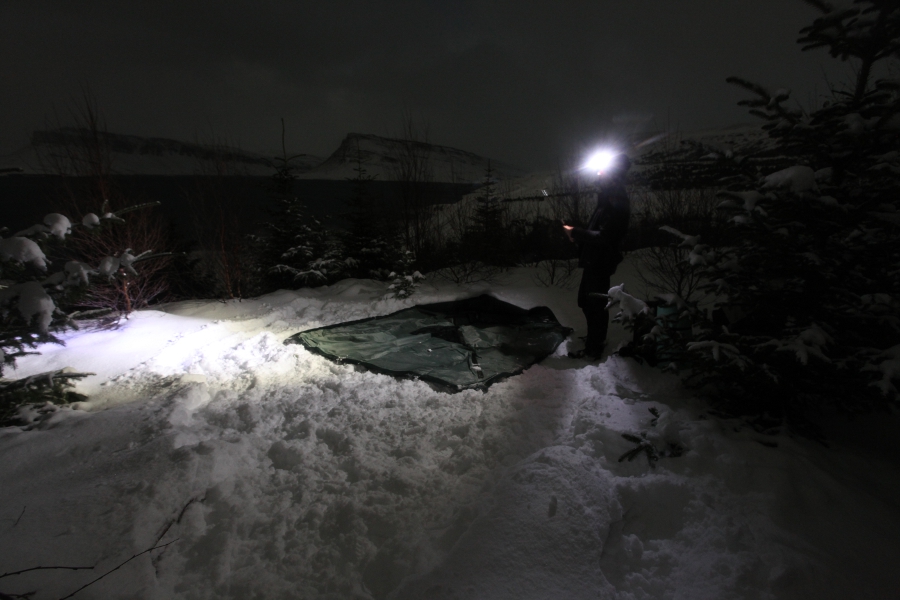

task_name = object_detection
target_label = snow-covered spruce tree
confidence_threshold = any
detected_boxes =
[645,0,900,427]
[1,208,157,416]
[444,162,515,282]
[252,130,349,293]
[388,250,425,298]
[469,162,515,267]
[340,143,404,280]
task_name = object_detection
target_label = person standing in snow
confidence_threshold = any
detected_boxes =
[563,153,631,358]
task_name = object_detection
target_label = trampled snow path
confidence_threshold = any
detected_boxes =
[2,260,900,599]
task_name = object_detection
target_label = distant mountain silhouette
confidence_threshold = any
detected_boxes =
[0,128,322,176]
[1,129,526,183]
[635,124,779,165]
[300,133,527,183]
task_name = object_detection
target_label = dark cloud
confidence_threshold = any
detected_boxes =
[1,0,850,169]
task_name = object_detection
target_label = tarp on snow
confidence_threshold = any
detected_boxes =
[285,294,571,391]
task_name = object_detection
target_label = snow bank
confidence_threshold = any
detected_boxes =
[1,257,899,599]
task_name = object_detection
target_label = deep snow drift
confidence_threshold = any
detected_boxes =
[2,256,899,600]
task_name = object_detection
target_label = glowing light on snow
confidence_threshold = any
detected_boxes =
[584,149,617,174]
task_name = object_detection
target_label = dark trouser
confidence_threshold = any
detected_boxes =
[577,267,611,353]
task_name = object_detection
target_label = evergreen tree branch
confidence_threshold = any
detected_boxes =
[800,0,835,13]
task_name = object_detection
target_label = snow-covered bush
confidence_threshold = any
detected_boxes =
[630,0,900,428]
[531,257,579,289]
[67,202,172,312]
[1,206,157,377]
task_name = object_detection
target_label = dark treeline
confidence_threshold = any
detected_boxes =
[0,174,476,237]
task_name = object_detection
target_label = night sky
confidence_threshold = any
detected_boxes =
[2,1,849,169]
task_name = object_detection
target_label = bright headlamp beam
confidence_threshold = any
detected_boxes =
[584,150,616,173]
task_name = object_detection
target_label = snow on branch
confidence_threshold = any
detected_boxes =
[605,283,650,324]
[0,236,47,269]
[761,166,818,194]
[863,345,900,396]
[686,340,744,365]
[659,226,700,248]
[760,324,834,366]
[716,190,768,213]
[0,367,94,394]
[0,281,55,333]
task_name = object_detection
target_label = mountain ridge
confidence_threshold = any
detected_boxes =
[0,129,526,183]
[0,128,321,177]
[298,132,527,183]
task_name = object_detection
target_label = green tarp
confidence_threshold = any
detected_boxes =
[285,295,571,391]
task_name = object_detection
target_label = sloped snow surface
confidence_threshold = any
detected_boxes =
[1,258,899,599]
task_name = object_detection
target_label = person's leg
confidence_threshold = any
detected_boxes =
[584,309,608,353]
[579,268,611,355]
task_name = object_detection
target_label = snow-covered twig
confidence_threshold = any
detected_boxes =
[154,496,206,547]
[0,564,94,580]
[56,539,179,600]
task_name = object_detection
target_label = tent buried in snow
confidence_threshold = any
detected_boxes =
[285,295,572,391]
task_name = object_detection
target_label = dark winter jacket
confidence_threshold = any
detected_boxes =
[571,180,630,273]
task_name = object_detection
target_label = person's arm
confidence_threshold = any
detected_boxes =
[563,222,604,243]
[573,195,628,245]
[563,203,606,244]
[570,226,604,244]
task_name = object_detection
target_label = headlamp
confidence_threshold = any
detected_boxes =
[583,149,617,174]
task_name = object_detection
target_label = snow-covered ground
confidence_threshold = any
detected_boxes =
[2,256,900,599]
